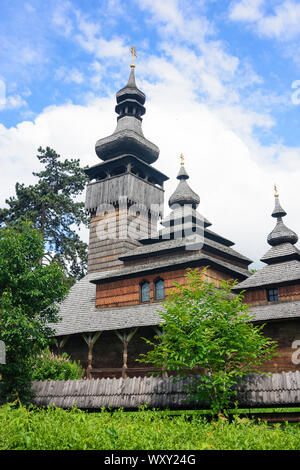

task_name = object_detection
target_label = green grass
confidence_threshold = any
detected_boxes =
[1,403,300,450]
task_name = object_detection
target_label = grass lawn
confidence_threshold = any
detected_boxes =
[1,403,300,450]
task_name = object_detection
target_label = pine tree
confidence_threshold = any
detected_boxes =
[0,147,89,283]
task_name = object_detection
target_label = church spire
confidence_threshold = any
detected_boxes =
[95,48,159,164]
[258,187,300,265]
[168,156,200,209]
[267,188,298,247]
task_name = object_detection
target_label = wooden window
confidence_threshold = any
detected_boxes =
[267,288,279,302]
[140,281,150,303]
[154,278,165,301]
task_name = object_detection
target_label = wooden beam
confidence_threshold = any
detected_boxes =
[82,332,102,379]
[115,328,138,379]
[55,335,70,355]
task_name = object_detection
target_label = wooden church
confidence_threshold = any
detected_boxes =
[52,55,300,379]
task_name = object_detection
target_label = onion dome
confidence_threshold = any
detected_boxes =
[259,187,300,265]
[267,191,298,247]
[168,157,200,209]
[95,60,159,164]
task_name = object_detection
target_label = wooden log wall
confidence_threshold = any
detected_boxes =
[243,283,300,306]
[95,266,233,309]
[258,319,300,373]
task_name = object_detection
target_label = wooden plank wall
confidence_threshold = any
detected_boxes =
[95,267,233,308]
[244,284,300,306]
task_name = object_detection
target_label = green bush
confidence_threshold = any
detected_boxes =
[1,404,300,450]
[30,347,84,381]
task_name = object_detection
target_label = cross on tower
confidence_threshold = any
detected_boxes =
[180,153,184,166]
[130,46,137,68]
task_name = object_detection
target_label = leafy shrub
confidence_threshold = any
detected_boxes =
[30,347,84,381]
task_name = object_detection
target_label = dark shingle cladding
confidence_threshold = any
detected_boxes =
[234,192,300,291]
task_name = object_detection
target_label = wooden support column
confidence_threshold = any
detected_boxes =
[115,328,138,379]
[82,332,102,379]
[153,327,168,378]
[55,335,69,355]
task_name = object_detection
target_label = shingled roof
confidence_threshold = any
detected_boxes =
[91,252,250,284]
[119,232,252,265]
[52,274,164,337]
[53,274,300,337]
[249,299,300,322]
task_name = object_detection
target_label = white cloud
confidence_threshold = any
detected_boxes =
[55,66,84,84]
[2,0,300,271]
[52,1,74,37]
[1,71,300,268]
[139,0,214,43]
[229,0,300,41]
[0,93,27,111]
[229,0,264,22]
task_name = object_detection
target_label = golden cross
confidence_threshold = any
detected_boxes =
[180,153,184,166]
[130,46,137,68]
[274,183,279,197]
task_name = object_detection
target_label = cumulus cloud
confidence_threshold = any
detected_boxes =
[2,0,300,270]
[229,0,300,41]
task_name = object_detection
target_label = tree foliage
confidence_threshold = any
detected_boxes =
[0,223,68,402]
[0,146,89,282]
[139,269,277,412]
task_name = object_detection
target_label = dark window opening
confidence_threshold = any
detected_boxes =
[140,281,150,303]
[154,278,165,301]
[267,288,279,302]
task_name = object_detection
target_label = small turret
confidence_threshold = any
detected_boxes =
[168,154,200,209]
[266,186,298,248]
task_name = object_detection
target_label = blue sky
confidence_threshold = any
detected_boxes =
[1,0,300,266]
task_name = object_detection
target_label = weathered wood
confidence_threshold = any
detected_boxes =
[27,372,300,409]
[115,328,138,378]
[82,332,102,379]
[85,174,164,215]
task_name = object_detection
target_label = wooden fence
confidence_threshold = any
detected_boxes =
[30,371,300,409]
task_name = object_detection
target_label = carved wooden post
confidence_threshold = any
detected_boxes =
[153,326,168,378]
[115,328,138,379]
[82,332,102,379]
[55,335,69,355]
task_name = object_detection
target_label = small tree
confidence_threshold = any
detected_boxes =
[0,223,68,403]
[139,269,277,413]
